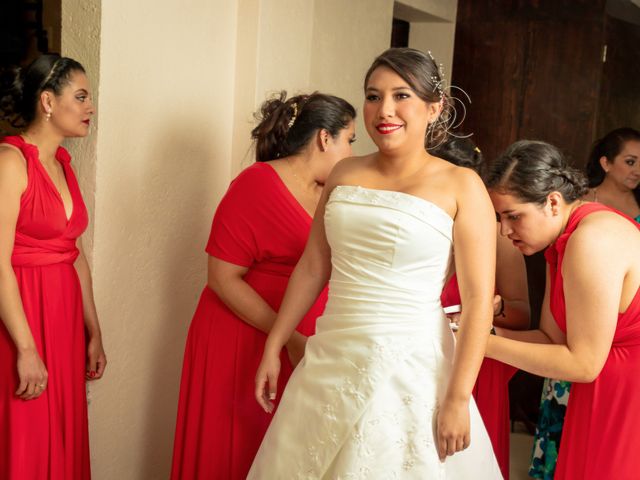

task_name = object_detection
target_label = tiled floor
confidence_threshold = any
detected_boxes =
[510,429,535,480]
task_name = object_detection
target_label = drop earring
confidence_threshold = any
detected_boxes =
[46,111,52,121]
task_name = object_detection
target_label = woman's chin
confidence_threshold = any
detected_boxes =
[519,243,543,256]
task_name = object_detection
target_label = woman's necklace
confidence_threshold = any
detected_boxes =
[285,158,305,185]
[285,158,320,193]
[285,158,321,215]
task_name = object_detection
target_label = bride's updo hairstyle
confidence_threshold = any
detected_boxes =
[364,47,451,149]
[251,91,355,163]
[0,54,85,127]
[485,140,588,205]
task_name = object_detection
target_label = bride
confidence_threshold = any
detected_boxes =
[249,48,502,479]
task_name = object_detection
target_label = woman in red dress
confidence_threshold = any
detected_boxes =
[0,55,106,479]
[485,140,640,479]
[435,137,529,479]
[170,92,356,479]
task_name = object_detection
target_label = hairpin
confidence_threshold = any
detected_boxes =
[287,103,298,129]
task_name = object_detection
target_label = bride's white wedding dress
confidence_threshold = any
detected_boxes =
[248,185,502,479]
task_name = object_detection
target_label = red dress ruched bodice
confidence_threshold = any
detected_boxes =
[9,136,88,266]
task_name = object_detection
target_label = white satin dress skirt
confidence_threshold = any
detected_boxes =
[248,185,502,479]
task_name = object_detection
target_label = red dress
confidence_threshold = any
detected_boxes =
[547,203,640,480]
[0,136,90,479]
[442,275,516,480]
[171,163,326,479]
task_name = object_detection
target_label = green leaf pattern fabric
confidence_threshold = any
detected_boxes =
[529,378,571,479]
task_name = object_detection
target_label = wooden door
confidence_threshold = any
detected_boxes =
[453,0,606,165]
[597,16,640,138]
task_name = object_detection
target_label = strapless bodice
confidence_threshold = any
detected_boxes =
[323,185,453,319]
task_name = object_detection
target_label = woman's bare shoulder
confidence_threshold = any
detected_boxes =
[326,154,376,188]
[0,145,28,198]
[0,144,27,176]
[569,209,639,257]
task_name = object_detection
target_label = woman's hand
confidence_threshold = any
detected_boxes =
[255,349,281,414]
[86,334,107,380]
[436,398,470,461]
[286,331,308,368]
[16,348,48,400]
[492,294,503,317]
[447,312,461,332]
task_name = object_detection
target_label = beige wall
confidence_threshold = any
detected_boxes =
[232,0,317,172]
[60,1,458,478]
[309,0,395,155]
[63,0,238,478]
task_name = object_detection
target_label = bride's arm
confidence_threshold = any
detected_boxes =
[437,168,496,459]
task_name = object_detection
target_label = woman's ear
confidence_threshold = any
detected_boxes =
[39,90,54,117]
[427,99,443,125]
[547,191,563,216]
[599,155,610,173]
[318,128,330,152]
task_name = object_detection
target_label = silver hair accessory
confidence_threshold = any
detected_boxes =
[287,102,298,129]
[39,58,62,91]
[431,76,445,98]
[426,51,446,99]
[425,84,473,150]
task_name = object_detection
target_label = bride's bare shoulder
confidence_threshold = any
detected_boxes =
[327,154,377,186]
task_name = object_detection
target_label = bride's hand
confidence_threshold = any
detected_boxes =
[255,349,281,414]
[436,399,470,461]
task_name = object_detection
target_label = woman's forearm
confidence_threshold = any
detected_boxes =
[211,276,278,334]
[493,327,552,344]
[264,259,328,355]
[486,335,596,382]
[74,253,101,338]
[0,267,36,352]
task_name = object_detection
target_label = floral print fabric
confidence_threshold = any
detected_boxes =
[529,379,571,479]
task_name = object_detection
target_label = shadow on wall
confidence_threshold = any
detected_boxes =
[133,120,221,480]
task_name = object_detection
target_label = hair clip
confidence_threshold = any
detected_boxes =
[287,103,298,129]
